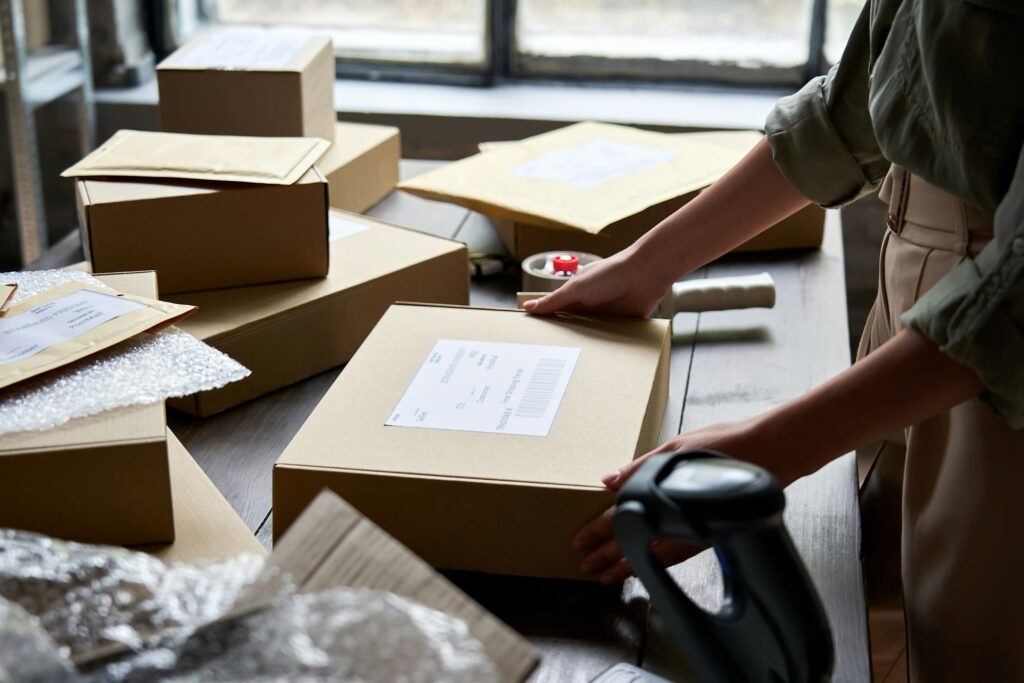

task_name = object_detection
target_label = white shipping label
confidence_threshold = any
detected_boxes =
[328,213,371,241]
[386,339,581,437]
[0,290,147,365]
[507,138,680,190]
[176,32,308,69]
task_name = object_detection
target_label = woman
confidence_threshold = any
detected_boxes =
[525,1,1024,680]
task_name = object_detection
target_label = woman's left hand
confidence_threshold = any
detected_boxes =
[573,417,765,584]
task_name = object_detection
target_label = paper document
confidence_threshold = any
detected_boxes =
[0,289,146,365]
[507,139,679,190]
[328,213,371,242]
[386,339,581,437]
[176,33,307,69]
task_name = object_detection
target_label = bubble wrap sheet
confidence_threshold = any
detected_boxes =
[0,270,249,436]
[0,530,498,683]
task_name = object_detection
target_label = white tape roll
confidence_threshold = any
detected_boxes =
[520,251,602,292]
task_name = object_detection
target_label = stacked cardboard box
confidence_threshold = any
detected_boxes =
[0,271,173,546]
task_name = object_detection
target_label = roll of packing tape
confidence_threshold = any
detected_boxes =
[521,251,602,292]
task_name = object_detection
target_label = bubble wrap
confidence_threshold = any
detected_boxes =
[0,270,249,436]
[0,529,265,662]
[0,530,499,683]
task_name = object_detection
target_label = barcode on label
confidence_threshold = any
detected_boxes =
[515,358,567,419]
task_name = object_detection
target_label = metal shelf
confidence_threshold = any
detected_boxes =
[1,0,95,266]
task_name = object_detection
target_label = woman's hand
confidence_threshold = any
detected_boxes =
[523,245,674,317]
[573,417,765,584]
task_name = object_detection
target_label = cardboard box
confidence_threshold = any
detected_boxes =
[73,137,329,295]
[317,122,401,213]
[140,430,266,564]
[0,271,173,546]
[274,303,670,580]
[166,211,469,417]
[402,122,824,259]
[157,31,335,140]
[237,490,539,682]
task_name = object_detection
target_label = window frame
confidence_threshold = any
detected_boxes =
[199,0,831,88]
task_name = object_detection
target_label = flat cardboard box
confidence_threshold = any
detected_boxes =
[317,122,401,213]
[237,490,538,682]
[166,211,469,417]
[274,303,670,580]
[0,271,173,546]
[140,430,265,563]
[157,31,335,140]
[76,167,329,295]
[403,122,824,259]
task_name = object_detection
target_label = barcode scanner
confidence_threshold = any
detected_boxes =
[609,450,834,683]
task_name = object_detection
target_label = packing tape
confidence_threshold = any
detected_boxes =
[520,251,602,292]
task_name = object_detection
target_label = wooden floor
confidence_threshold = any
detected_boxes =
[35,157,853,681]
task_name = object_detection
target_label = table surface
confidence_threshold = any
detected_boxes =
[167,160,870,682]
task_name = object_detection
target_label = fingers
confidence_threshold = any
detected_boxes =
[601,443,674,490]
[579,538,623,576]
[572,506,614,553]
[523,282,579,316]
[594,539,699,585]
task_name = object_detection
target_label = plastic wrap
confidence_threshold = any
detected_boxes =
[0,530,499,683]
[0,270,249,436]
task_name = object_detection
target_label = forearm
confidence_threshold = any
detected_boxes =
[753,328,984,486]
[633,137,812,281]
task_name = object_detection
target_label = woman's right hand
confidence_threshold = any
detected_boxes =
[523,245,674,317]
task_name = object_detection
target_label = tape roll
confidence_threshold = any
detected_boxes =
[521,251,602,292]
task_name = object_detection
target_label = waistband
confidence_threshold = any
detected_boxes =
[879,166,993,255]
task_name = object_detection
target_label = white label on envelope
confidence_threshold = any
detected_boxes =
[507,139,679,190]
[386,339,581,437]
[0,290,147,365]
[328,213,371,242]
[176,33,308,69]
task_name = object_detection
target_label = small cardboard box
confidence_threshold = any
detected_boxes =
[157,31,335,140]
[142,430,265,563]
[72,133,329,295]
[317,122,401,213]
[0,271,173,546]
[274,303,670,580]
[237,490,539,682]
[401,122,824,259]
[166,211,469,417]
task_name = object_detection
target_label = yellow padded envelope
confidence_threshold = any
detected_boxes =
[399,121,751,234]
[63,129,330,185]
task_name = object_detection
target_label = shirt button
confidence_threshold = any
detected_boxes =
[1014,238,1024,256]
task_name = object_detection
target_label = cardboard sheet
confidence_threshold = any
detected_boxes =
[240,490,538,682]
[0,283,15,313]
[0,283,195,390]
[63,130,329,186]
[399,121,745,233]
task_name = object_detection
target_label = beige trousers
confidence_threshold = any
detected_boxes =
[857,167,1024,682]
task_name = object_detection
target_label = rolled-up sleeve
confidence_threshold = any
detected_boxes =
[765,2,890,207]
[902,149,1024,429]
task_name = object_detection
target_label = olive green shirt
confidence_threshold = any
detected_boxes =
[765,0,1024,428]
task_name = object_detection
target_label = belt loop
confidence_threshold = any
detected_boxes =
[954,199,971,256]
[886,166,910,235]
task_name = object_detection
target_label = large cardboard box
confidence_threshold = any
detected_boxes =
[274,303,670,580]
[142,430,265,563]
[401,122,824,259]
[157,31,336,140]
[72,135,329,295]
[317,122,401,213]
[238,490,539,682]
[166,211,469,417]
[0,271,173,546]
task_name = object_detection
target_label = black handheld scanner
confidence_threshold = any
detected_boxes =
[613,450,834,683]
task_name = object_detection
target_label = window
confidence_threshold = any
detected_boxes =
[204,0,865,86]
[209,0,488,70]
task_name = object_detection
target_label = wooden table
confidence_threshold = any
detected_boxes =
[167,160,870,682]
